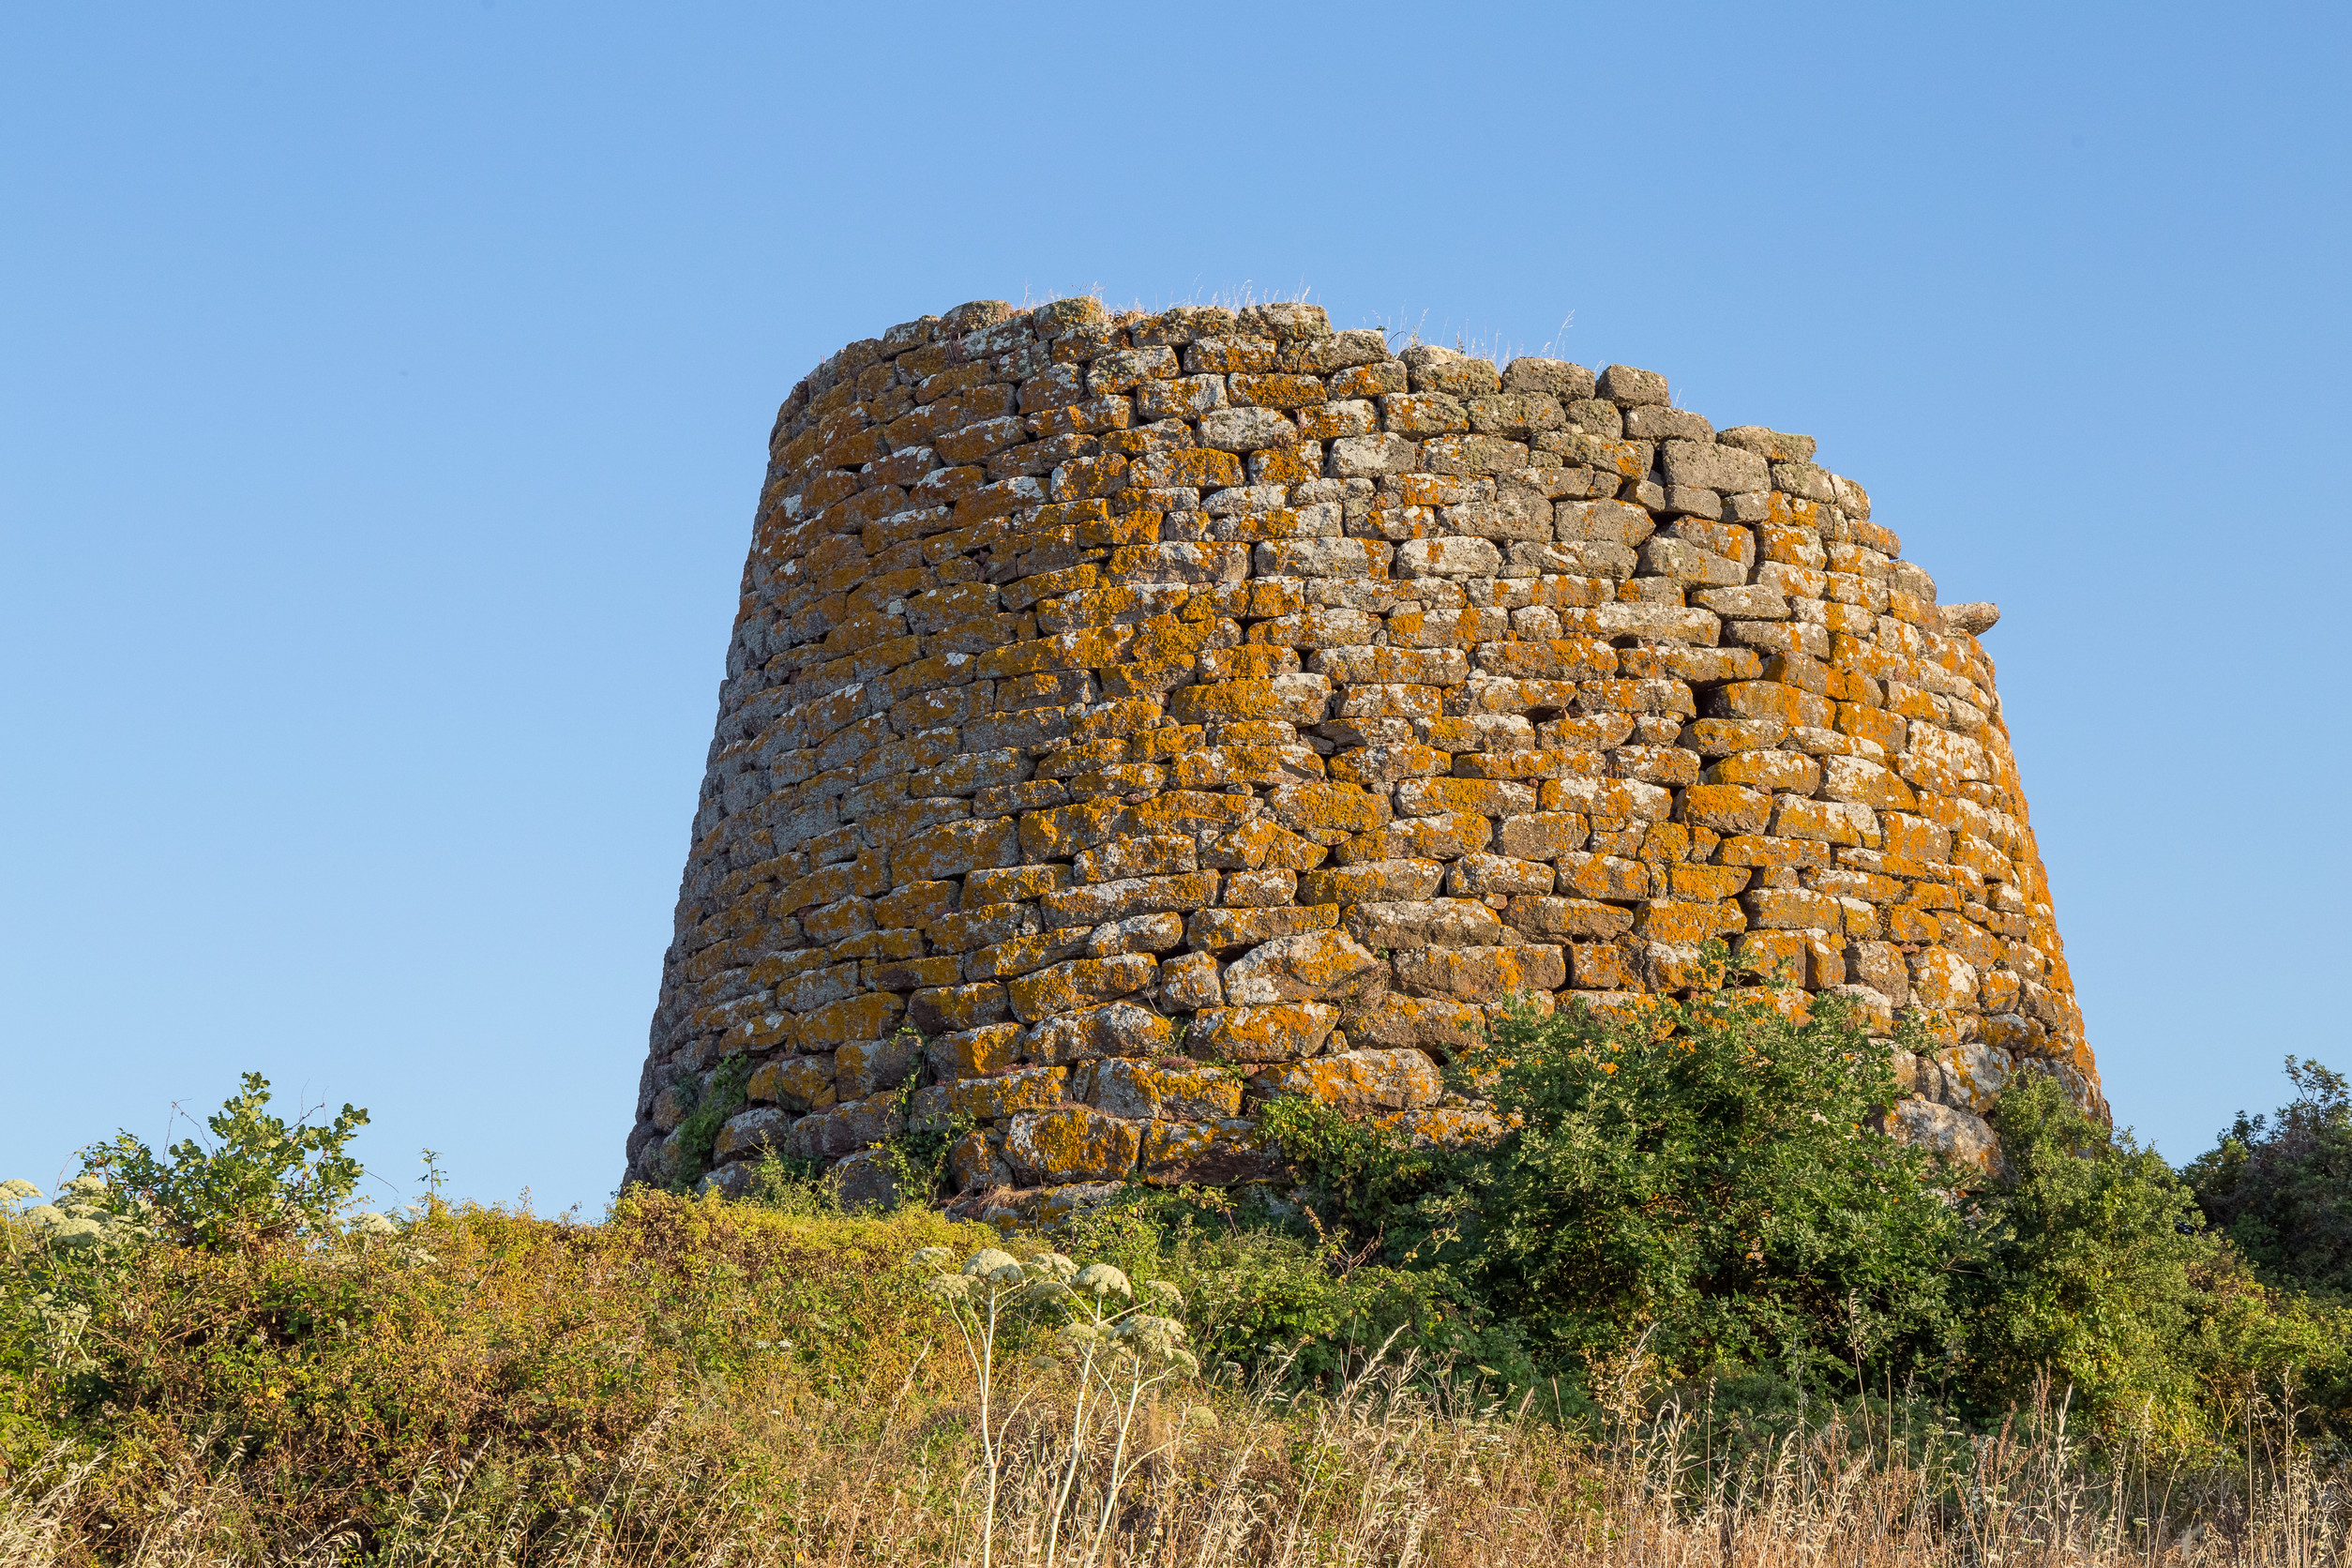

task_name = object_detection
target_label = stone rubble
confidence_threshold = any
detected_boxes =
[625,296,2098,1214]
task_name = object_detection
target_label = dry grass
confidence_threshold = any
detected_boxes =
[8,1356,2349,1565]
[3,1196,2346,1566]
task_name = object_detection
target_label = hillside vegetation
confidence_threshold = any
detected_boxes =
[6,986,2351,1565]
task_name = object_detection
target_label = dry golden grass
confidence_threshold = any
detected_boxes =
[2,1194,2345,1566]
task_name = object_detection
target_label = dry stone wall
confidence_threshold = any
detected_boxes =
[625,295,2097,1217]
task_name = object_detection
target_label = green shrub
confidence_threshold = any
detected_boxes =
[1252,1095,1440,1248]
[1961,1067,2352,1446]
[77,1072,368,1251]
[665,1052,752,1193]
[1063,1191,1533,1394]
[2182,1056,2352,1298]
[1438,973,1962,1390]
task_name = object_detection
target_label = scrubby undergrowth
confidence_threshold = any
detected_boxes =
[6,996,2352,1565]
[4,1189,2349,1566]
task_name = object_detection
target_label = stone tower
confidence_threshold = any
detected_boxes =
[624,295,2095,1217]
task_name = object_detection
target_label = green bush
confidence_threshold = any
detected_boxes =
[665,1053,752,1193]
[1062,1190,1533,1394]
[2182,1056,2352,1298]
[1961,1066,2352,1445]
[77,1072,368,1251]
[1228,962,2352,1449]
[1434,974,1962,1391]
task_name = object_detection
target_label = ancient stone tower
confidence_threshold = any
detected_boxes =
[625,295,2097,1218]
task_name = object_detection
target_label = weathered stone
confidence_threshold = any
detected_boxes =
[1005,1105,1142,1184]
[1391,943,1566,999]
[1221,930,1385,1004]
[1199,406,1300,452]
[789,1092,906,1160]
[1885,1098,2002,1179]
[714,1105,794,1161]
[1596,364,1668,405]
[837,1033,920,1100]
[1009,954,1158,1021]
[1933,1040,2014,1114]
[1659,440,1770,493]
[1343,898,1507,951]
[1504,896,1636,942]
[1258,1048,1444,1113]
[911,982,1010,1034]
[1139,1118,1279,1184]
[1186,902,1340,955]
[747,1054,837,1112]
[1083,1058,1244,1121]
[1299,858,1446,904]
[1397,536,1503,579]
[1085,911,1188,957]
[1447,852,1555,897]
[1159,950,1223,1010]
[1022,1001,1174,1063]
[1188,1002,1340,1061]
[1944,601,2000,635]
[929,1024,1021,1081]
[1347,992,1488,1056]
[830,1149,904,1213]
[912,1064,1068,1131]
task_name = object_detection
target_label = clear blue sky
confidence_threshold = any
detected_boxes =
[4,2,2345,1215]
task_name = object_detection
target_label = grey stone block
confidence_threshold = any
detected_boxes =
[1500,356,1595,399]
[1597,364,1669,405]
[1660,440,1771,493]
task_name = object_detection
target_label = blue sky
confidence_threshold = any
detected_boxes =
[3,2,2345,1214]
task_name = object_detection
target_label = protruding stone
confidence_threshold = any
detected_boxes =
[1221,930,1385,1004]
[1187,1002,1340,1062]
[1257,1048,1444,1113]
[1005,1105,1143,1184]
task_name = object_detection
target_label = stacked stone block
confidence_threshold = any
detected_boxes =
[624,295,2096,1214]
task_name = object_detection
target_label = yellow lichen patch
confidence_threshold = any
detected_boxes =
[1635,900,1746,942]
[747,1055,837,1113]
[1007,955,1156,1023]
[1266,781,1391,836]
[1188,1002,1341,1062]
[941,1065,1068,1123]
[1679,783,1772,835]
[1666,863,1751,900]
[1258,1048,1444,1113]
[1006,1105,1142,1184]
[1222,928,1386,1005]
